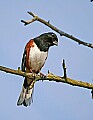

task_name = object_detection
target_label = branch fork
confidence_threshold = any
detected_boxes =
[21,11,93,49]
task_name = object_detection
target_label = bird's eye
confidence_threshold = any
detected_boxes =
[52,33,55,36]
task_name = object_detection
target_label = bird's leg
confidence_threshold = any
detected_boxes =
[29,69,33,73]
[29,69,37,80]
[39,72,46,81]
[30,69,46,80]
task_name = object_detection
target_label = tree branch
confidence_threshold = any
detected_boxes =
[21,11,93,49]
[0,65,93,90]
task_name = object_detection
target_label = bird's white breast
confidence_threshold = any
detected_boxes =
[28,42,48,73]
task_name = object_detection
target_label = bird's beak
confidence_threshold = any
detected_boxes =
[53,40,58,46]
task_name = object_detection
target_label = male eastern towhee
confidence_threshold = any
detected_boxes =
[17,32,58,107]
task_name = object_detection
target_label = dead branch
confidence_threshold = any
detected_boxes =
[21,11,93,49]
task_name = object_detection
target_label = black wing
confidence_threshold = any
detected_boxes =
[21,48,26,72]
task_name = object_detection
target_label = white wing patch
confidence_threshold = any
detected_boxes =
[28,42,48,73]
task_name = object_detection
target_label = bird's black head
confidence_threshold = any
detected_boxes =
[34,32,58,52]
[41,32,58,46]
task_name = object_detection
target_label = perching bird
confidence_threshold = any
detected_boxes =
[17,32,58,107]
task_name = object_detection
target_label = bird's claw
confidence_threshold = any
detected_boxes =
[40,72,46,81]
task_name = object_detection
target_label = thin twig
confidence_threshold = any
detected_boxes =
[21,11,93,49]
[62,59,67,79]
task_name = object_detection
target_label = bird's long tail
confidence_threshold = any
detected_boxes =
[17,78,34,107]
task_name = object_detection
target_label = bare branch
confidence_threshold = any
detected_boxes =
[21,11,93,49]
[21,16,37,26]
[0,65,93,90]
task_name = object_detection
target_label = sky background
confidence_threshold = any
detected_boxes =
[0,0,93,120]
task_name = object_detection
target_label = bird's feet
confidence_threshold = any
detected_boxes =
[40,72,46,80]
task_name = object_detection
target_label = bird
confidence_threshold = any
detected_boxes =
[17,32,58,107]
